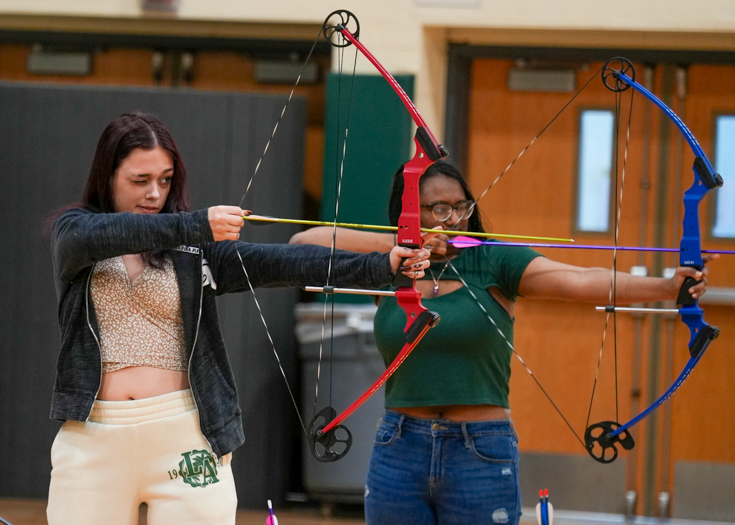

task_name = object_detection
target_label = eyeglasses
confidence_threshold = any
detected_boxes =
[420,200,476,222]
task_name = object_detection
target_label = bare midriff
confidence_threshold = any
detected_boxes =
[389,404,510,421]
[98,366,190,401]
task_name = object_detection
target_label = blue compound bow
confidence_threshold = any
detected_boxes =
[583,57,723,463]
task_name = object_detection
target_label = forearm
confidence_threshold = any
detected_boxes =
[208,241,394,293]
[520,258,679,304]
[568,268,677,304]
[289,227,394,253]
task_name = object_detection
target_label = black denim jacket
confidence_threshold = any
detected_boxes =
[50,207,393,457]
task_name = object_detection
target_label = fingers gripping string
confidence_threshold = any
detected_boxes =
[446,260,586,450]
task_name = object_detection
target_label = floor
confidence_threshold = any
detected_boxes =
[2,498,733,525]
[0,499,365,525]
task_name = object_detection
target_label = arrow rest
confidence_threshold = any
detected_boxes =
[322,10,360,48]
[602,57,636,92]
[584,421,635,463]
[307,406,353,462]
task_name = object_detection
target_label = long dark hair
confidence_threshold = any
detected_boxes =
[82,112,190,213]
[388,160,484,233]
[47,113,190,268]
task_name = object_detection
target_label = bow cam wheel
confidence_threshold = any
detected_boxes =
[308,406,353,462]
[602,57,636,92]
[322,10,360,48]
[584,420,635,464]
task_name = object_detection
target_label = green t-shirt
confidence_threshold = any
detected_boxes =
[373,243,542,408]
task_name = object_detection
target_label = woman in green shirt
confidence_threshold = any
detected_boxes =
[290,161,713,525]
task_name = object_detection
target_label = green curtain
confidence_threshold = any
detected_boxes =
[320,73,415,303]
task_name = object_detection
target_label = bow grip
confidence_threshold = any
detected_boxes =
[677,273,720,359]
[393,258,414,288]
[676,274,700,307]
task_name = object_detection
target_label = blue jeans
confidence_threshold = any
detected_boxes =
[364,410,521,525]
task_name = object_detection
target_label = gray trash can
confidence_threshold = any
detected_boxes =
[296,302,386,503]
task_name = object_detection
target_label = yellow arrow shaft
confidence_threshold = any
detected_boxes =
[243,215,574,243]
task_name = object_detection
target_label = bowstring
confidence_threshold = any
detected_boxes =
[446,259,587,449]
[234,25,325,439]
[238,34,322,209]
[473,63,607,206]
[234,20,361,439]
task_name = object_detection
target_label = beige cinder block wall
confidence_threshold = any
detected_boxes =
[1,0,734,138]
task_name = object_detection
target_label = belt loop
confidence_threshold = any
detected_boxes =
[510,420,520,443]
[396,414,405,439]
[461,422,471,448]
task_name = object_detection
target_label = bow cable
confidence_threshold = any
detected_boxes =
[585,79,636,435]
[233,21,343,440]
[315,36,360,426]
[445,258,587,449]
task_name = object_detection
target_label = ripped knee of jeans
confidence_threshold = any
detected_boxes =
[492,507,509,524]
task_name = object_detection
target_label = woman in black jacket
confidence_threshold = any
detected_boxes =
[47,112,430,525]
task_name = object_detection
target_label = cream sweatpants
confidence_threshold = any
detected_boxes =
[47,389,238,525]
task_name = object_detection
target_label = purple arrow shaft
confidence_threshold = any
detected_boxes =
[447,238,735,255]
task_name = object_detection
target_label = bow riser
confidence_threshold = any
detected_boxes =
[681,160,722,267]
[396,287,440,334]
[398,147,435,248]
[681,184,707,269]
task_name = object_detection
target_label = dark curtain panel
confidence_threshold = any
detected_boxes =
[0,82,306,508]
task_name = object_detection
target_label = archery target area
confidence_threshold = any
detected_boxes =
[1,4,735,525]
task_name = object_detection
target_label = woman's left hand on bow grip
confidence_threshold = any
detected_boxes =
[389,246,432,279]
[390,230,438,278]
[209,206,246,241]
